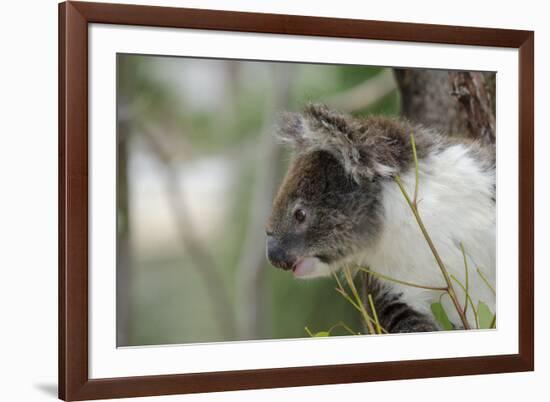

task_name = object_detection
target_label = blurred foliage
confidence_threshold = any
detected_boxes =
[117,54,400,346]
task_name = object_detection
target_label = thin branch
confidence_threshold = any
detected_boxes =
[358,267,447,292]
[394,134,471,329]
[395,175,469,329]
[451,275,479,329]
[140,125,237,339]
[328,321,360,336]
[368,294,382,334]
[325,321,360,336]
[460,243,470,316]
[477,267,496,296]
[306,321,360,337]
[343,267,377,335]
[334,288,362,312]
[439,292,449,304]
[333,271,385,334]
[334,287,386,333]
[411,133,419,207]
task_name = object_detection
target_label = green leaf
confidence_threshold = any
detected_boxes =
[431,302,453,330]
[477,301,496,329]
[305,327,330,337]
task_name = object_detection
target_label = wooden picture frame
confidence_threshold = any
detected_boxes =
[59,1,534,400]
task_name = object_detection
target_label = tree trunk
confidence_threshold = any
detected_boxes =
[394,68,496,144]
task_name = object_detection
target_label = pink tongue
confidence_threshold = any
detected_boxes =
[293,257,317,278]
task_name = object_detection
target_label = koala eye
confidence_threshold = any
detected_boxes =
[293,208,306,223]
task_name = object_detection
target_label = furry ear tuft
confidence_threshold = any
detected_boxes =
[303,103,354,137]
[276,103,356,148]
[275,103,400,182]
[276,111,306,146]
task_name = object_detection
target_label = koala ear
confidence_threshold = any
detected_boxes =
[276,111,307,147]
[276,103,398,182]
[276,104,354,150]
[302,104,372,182]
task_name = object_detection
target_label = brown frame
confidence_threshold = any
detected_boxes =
[59,1,534,400]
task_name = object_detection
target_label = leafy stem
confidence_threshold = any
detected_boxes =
[460,243,470,316]
[394,133,471,329]
[411,132,419,207]
[451,274,479,329]
[333,269,386,334]
[358,267,447,292]
[477,267,496,296]
[367,294,383,334]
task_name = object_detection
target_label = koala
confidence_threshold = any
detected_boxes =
[266,104,496,333]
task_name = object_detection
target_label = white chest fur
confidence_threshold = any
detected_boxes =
[361,143,496,328]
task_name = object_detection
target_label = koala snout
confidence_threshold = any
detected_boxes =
[266,236,295,271]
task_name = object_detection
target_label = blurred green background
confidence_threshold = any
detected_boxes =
[116,54,400,346]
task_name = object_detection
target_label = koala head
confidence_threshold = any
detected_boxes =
[265,104,413,279]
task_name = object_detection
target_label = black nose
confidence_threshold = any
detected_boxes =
[266,236,294,271]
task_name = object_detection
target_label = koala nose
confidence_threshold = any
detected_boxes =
[266,236,294,271]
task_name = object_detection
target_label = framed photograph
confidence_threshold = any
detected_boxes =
[59,1,534,400]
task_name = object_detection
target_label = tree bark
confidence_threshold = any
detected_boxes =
[394,69,496,144]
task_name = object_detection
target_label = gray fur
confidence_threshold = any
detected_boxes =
[266,150,384,267]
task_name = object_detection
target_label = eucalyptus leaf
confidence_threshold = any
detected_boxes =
[431,302,453,331]
[477,301,496,329]
[305,327,330,337]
